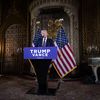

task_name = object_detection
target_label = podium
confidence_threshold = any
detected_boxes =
[24,47,57,59]
[24,47,58,95]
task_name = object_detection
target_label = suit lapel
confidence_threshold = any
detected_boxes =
[46,38,49,46]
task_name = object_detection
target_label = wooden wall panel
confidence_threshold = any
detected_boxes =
[81,0,100,62]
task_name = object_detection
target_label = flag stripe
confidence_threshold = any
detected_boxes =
[67,43,74,55]
[53,62,62,77]
[62,47,74,69]
[57,46,70,70]
[65,45,76,66]
[56,58,65,75]
[67,44,76,64]
[59,54,68,74]
[54,59,64,76]
[65,45,76,65]
[61,48,73,69]
[57,58,67,75]
[58,50,69,71]
[56,44,70,73]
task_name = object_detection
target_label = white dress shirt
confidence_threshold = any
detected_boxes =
[42,37,47,47]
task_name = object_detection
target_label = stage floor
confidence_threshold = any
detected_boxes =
[0,75,100,100]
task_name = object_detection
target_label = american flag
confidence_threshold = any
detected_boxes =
[30,28,42,75]
[52,27,77,78]
[32,28,42,46]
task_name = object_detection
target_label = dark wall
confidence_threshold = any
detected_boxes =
[0,0,31,74]
[80,0,100,62]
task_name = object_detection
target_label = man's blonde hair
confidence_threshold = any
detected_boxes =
[41,30,48,33]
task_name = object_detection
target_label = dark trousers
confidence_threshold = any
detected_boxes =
[31,59,51,93]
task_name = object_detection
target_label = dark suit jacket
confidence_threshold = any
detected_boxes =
[32,37,54,76]
[32,38,54,90]
[35,38,54,47]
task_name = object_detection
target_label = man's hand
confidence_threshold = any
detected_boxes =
[32,43,35,47]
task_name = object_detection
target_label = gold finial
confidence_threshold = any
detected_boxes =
[58,18,64,27]
[36,21,40,29]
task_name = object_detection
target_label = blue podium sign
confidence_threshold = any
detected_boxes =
[24,47,57,59]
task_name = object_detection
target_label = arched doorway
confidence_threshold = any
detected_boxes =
[36,7,70,38]
[4,24,27,74]
[30,0,79,64]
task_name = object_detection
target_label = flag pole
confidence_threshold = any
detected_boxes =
[28,59,36,76]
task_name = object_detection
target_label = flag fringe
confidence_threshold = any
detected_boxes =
[52,63,62,78]
[61,66,77,79]
[53,63,77,79]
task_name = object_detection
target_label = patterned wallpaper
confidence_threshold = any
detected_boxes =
[5,24,26,61]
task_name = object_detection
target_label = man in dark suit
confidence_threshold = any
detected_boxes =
[32,30,54,94]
